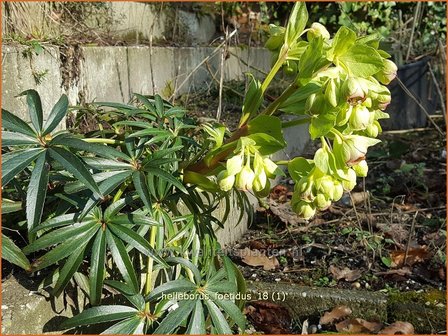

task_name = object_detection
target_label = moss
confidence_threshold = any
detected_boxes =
[388,290,446,334]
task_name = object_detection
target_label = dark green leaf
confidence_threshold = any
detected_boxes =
[208,293,245,332]
[106,230,139,293]
[60,305,138,329]
[145,167,187,194]
[101,316,145,335]
[52,136,130,161]
[2,131,39,146]
[103,193,139,220]
[145,278,196,302]
[26,151,50,235]
[186,300,206,334]
[31,225,99,271]
[24,221,97,254]
[165,257,201,284]
[42,94,69,135]
[206,281,237,294]
[90,230,107,305]
[65,170,130,194]
[2,108,36,136]
[108,224,166,266]
[2,234,31,271]
[132,171,152,210]
[2,199,22,214]
[20,89,43,132]
[134,93,156,113]
[153,300,196,334]
[83,157,133,170]
[110,214,159,227]
[2,148,44,186]
[53,243,88,297]
[205,299,232,334]
[30,213,88,233]
[49,147,102,198]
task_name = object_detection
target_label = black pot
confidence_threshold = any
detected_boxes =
[383,57,437,130]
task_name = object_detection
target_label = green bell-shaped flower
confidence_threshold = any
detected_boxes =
[217,170,235,191]
[307,22,330,40]
[349,105,371,130]
[352,159,368,177]
[235,165,255,191]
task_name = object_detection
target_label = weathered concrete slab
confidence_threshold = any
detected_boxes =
[1,45,63,124]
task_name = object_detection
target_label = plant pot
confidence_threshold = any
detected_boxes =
[383,56,437,130]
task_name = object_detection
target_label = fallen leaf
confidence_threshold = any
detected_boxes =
[236,247,279,271]
[336,318,383,333]
[375,267,412,277]
[319,305,352,325]
[245,301,292,334]
[390,246,430,267]
[270,185,288,201]
[379,321,415,334]
[268,199,307,226]
[329,265,363,282]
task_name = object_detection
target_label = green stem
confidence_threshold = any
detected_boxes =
[144,225,158,312]
[274,160,290,166]
[83,138,124,145]
[281,117,311,129]
[260,47,288,93]
[262,82,299,116]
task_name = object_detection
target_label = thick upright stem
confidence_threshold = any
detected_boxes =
[144,225,158,312]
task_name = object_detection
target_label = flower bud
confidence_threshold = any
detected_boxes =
[341,77,367,103]
[305,93,327,116]
[349,105,371,130]
[325,79,338,107]
[254,179,271,198]
[376,93,391,110]
[235,165,255,191]
[337,135,381,166]
[375,59,398,85]
[365,123,379,138]
[315,193,331,210]
[332,181,344,201]
[317,176,335,198]
[342,168,357,191]
[263,157,280,178]
[292,200,316,220]
[307,22,330,40]
[217,171,235,191]
[226,154,244,176]
[253,170,267,192]
[336,105,353,126]
[352,160,368,177]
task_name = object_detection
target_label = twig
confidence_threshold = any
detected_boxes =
[406,2,422,62]
[217,27,228,122]
[382,127,435,134]
[403,211,419,266]
[428,63,447,124]
[169,29,237,101]
[396,77,444,135]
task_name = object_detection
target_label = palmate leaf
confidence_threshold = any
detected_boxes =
[83,157,133,171]
[2,131,39,146]
[108,224,166,266]
[29,213,90,233]
[132,171,152,210]
[60,305,138,329]
[145,167,187,194]
[26,151,50,236]
[20,89,43,132]
[79,172,133,219]
[48,147,102,198]
[23,221,97,254]
[53,242,88,297]
[65,170,130,194]
[2,108,36,137]
[153,299,196,334]
[52,135,131,161]
[109,214,159,227]
[90,229,107,305]
[186,300,206,334]
[145,278,197,302]
[2,199,23,214]
[2,234,31,271]
[101,316,145,335]
[106,230,139,293]
[31,224,99,271]
[206,292,246,332]
[42,94,69,136]
[205,299,233,334]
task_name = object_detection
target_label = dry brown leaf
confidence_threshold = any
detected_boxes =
[329,265,363,282]
[336,318,383,333]
[375,267,412,277]
[268,199,307,226]
[246,301,292,334]
[350,191,369,205]
[236,247,279,270]
[376,223,409,245]
[319,305,352,325]
[379,321,415,334]
[390,247,430,267]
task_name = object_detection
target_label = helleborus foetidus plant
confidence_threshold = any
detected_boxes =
[1,3,396,334]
